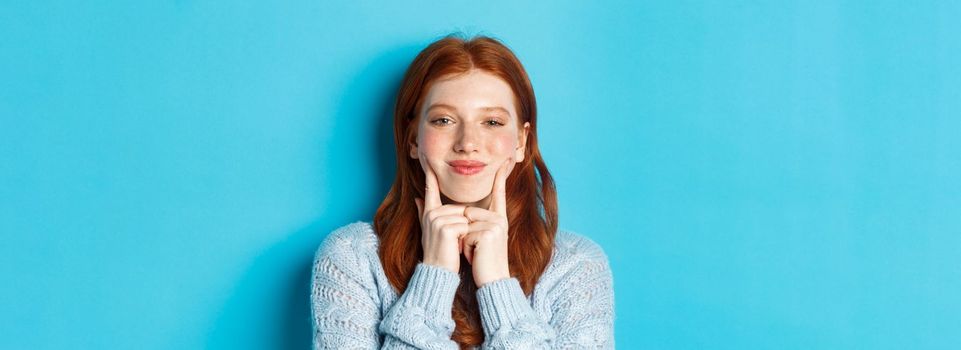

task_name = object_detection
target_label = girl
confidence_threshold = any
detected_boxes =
[311,33,614,349]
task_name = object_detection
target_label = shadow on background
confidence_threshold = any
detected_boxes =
[205,41,422,349]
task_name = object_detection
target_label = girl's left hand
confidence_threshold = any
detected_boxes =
[462,157,516,287]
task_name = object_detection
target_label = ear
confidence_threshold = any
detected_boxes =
[514,121,530,162]
[409,140,419,159]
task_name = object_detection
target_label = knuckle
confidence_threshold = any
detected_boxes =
[442,204,464,212]
[439,225,457,236]
[439,224,460,236]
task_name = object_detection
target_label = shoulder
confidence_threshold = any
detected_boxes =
[553,229,610,267]
[313,221,379,268]
[540,229,614,288]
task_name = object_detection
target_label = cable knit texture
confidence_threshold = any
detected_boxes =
[310,221,615,349]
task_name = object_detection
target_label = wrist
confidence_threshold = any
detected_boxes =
[422,257,458,273]
[475,269,511,287]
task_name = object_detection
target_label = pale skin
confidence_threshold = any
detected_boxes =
[409,69,530,287]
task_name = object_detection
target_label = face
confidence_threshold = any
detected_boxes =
[409,69,530,208]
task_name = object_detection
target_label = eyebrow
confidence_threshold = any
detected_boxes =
[425,103,511,117]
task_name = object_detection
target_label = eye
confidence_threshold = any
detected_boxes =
[430,117,453,126]
[485,119,505,127]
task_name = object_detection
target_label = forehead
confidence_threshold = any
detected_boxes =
[421,70,517,117]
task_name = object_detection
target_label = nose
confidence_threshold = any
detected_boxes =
[453,124,480,153]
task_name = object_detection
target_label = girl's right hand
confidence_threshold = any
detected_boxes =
[415,155,468,274]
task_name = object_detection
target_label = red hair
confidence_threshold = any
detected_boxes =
[373,33,558,348]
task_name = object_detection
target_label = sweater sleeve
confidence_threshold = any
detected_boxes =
[311,228,462,349]
[475,243,615,349]
[311,229,382,349]
[377,263,461,349]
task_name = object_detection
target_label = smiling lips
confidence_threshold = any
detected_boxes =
[448,160,487,175]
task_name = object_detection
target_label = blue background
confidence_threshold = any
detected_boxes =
[2,1,959,349]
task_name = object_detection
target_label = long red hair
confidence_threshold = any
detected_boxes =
[373,33,558,348]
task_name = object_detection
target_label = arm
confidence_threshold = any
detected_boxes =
[310,233,382,349]
[377,263,462,350]
[476,251,615,349]
[310,230,462,349]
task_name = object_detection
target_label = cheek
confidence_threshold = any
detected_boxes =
[488,133,516,155]
[419,131,448,156]
[419,128,517,157]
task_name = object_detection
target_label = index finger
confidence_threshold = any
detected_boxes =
[417,154,443,211]
[489,157,514,216]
